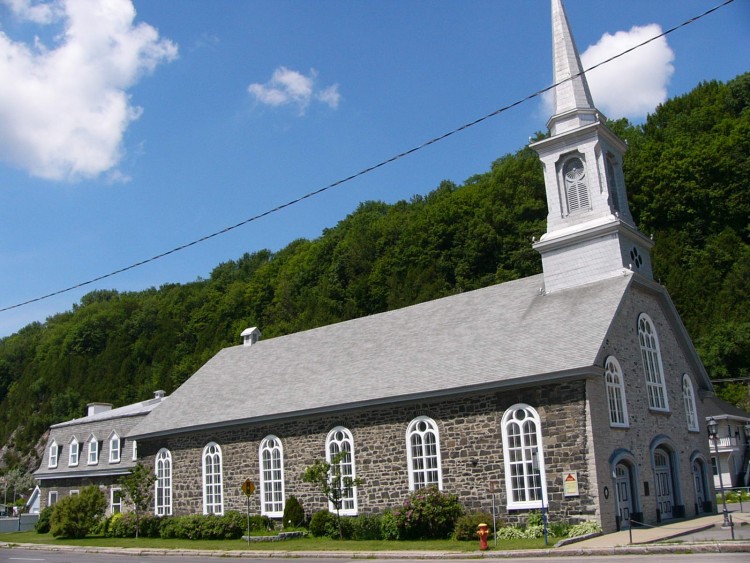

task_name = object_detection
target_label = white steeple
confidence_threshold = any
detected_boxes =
[530,0,654,293]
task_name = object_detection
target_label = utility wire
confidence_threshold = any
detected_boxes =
[0,0,736,314]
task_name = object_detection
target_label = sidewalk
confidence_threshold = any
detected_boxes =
[560,514,747,548]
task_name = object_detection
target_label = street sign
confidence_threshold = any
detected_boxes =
[241,479,255,496]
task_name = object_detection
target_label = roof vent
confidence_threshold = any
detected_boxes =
[241,326,262,347]
[87,403,112,417]
[154,390,166,400]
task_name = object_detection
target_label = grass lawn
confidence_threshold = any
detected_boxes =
[0,531,553,552]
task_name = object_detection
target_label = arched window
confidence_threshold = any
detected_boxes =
[88,435,99,465]
[155,448,172,516]
[605,356,629,427]
[406,416,442,490]
[638,314,669,411]
[501,404,547,509]
[260,436,284,517]
[563,156,589,214]
[109,433,121,463]
[682,375,699,431]
[202,442,223,514]
[69,437,79,467]
[48,440,59,468]
[326,427,358,515]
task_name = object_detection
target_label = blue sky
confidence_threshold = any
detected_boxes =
[0,0,748,337]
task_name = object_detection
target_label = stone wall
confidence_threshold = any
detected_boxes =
[588,282,714,532]
[38,476,122,514]
[140,379,594,527]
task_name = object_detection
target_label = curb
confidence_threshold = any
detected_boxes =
[2,541,750,558]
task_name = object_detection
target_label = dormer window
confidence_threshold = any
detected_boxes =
[109,433,121,463]
[563,156,589,214]
[48,441,59,468]
[88,436,99,465]
[69,438,79,467]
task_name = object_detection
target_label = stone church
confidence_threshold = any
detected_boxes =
[36,0,716,533]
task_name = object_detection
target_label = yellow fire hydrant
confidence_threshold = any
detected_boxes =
[477,522,490,551]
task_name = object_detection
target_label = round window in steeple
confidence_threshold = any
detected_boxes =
[564,157,585,181]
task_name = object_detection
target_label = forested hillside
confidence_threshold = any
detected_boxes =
[1,73,748,472]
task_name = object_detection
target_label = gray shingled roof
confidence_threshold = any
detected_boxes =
[130,273,633,439]
[703,396,750,421]
[35,396,165,479]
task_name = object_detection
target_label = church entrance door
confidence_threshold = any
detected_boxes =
[615,463,633,526]
[655,450,674,520]
[693,460,707,513]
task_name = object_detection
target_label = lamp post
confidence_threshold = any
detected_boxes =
[707,417,731,528]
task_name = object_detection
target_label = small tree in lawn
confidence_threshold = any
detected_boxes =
[302,451,362,539]
[120,462,155,539]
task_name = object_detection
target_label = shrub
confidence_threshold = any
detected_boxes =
[309,509,338,538]
[249,514,274,532]
[549,521,570,538]
[392,486,463,540]
[50,486,107,538]
[567,520,602,537]
[496,525,526,539]
[526,510,543,527]
[380,510,399,540]
[452,511,495,541]
[350,513,383,540]
[158,512,248,540]
[35,506,53,534]
[283,495,305,528]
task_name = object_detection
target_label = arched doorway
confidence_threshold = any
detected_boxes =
[691,455,711,514]
[654,448,674,520]
[615,462,634,526]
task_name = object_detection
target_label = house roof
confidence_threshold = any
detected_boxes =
[703,395,750,421]
[35,395,166,479]
[130,272,635,439]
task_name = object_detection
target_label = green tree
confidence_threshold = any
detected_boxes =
[120,462,156,539]
[302,452,362,539]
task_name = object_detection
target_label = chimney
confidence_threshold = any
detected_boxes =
[241,327,262,347]
[154,390,166,400]
[87,402,112,417]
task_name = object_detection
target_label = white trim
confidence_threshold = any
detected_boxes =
[155,448,173,516]
[405,416,443,491]
[48,440,59,468]
[682,374,699,432]
[202,442,223,515]
[87,435,99,465]
[109,432,121,463]
[501,403,548,510]
[69,490,79,496]
[259,435,285,518]
[638,313,670,412]
[325,427,358,515]
[110,487,122,514]
[48,490,58,506]
[605,356,629,427]
[68,437,79,467]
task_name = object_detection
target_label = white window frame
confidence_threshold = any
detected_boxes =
[501,403,547,510]
[202,442,223,515]
[325,427,358,515]
[259,435,285,517]
[155,448,172,516]
[68,438,79,467]
[132,440,138,461]
[406,416,443,491]
[638,314,669,411]
[562,155,589,214]
[48,491,58,506]
[48,441,58,468]
[88,436,99,465]
[110,488,122,514]
[682,374,699,431]
[109,433,121,463]
[69,490,79,496]
[605,356,629,427]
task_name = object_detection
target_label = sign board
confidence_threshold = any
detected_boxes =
[563,471,579,497]
[241,479,255,496]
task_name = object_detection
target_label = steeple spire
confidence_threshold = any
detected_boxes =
[529,0,654,293]
[547,0,600,136]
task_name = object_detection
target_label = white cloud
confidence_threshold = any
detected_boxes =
[248,66,340,115]
[581,24,674,120]
[0,0,178,181]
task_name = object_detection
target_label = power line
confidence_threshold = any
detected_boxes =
[0,0,736,315]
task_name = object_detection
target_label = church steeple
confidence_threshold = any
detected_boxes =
[530,0,654,293]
